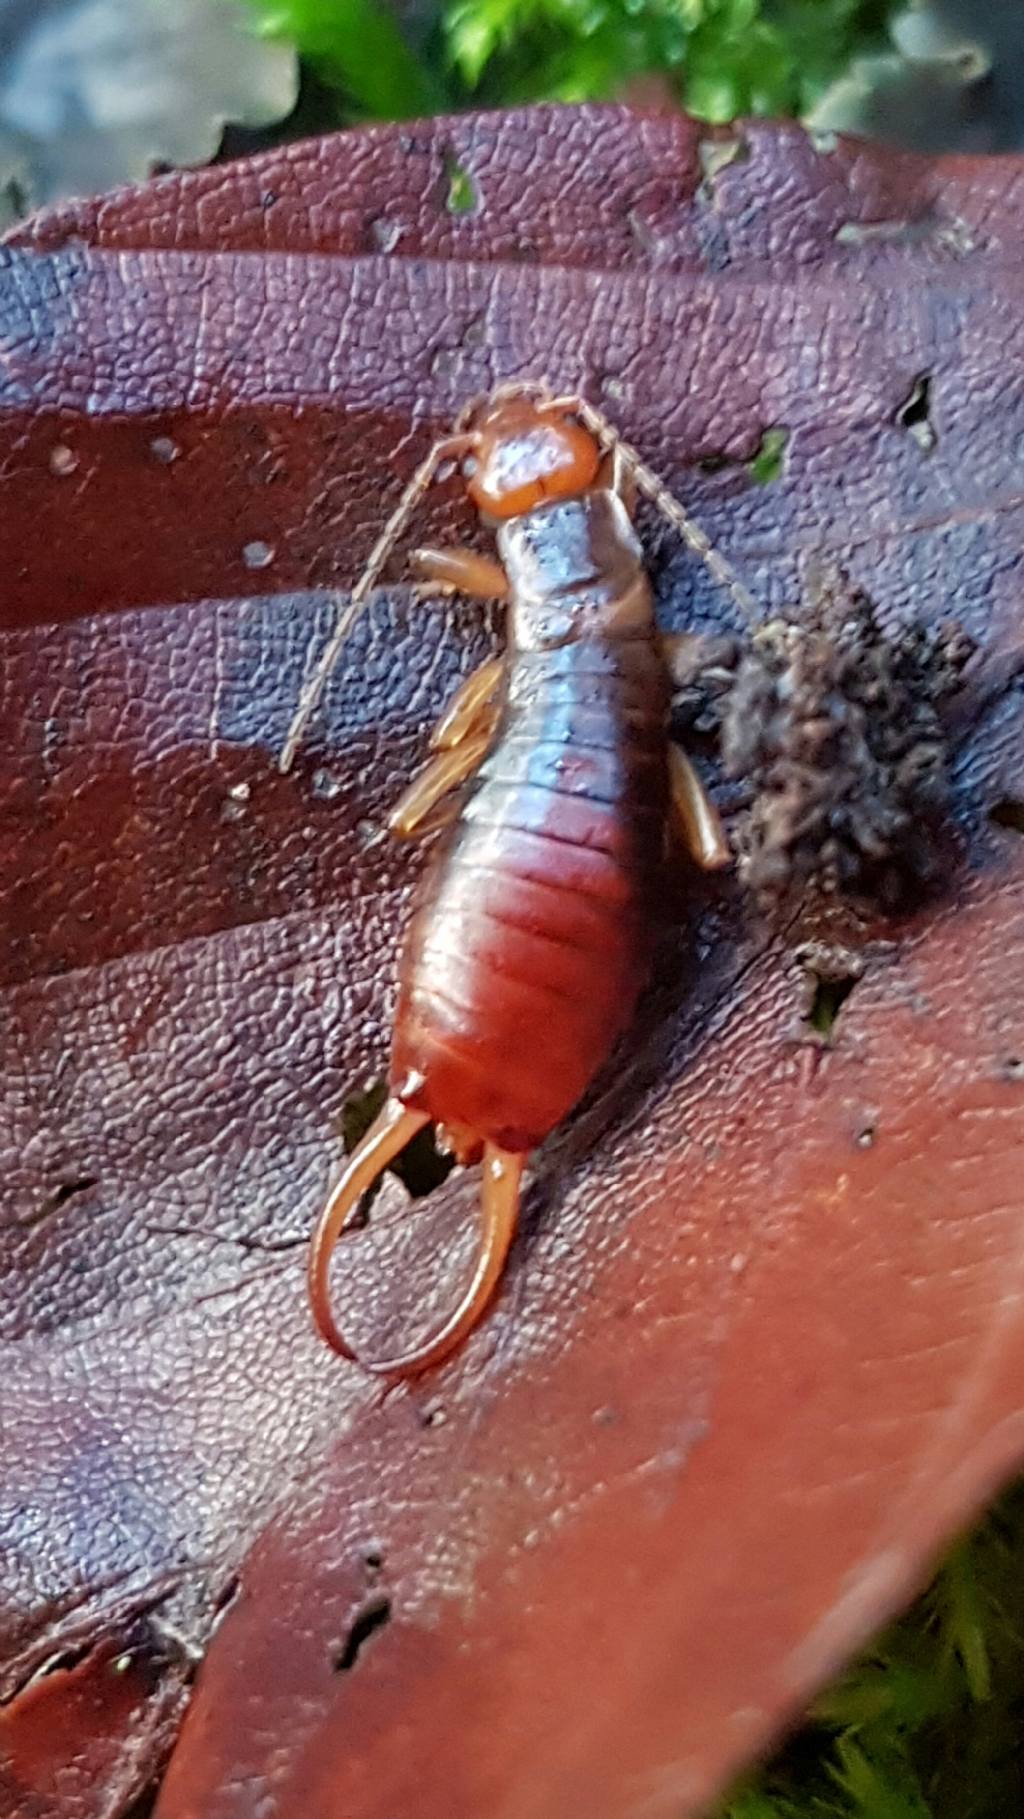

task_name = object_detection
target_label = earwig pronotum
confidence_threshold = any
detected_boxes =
[280,382,758,1376]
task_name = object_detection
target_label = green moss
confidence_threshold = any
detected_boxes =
[719,1477,1024,1819]
[238,0,904,125]
[241,0,446,118]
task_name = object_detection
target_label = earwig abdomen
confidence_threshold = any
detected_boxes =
[390,491,670,1155]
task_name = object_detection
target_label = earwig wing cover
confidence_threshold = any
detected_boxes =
[2,106,1024,1819]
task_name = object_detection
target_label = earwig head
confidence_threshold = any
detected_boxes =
[464,396,601,519]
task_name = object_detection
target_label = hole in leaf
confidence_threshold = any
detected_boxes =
[990,798,1024,834]
[342,1081,453,1204]
[698,135,747,191]
[121,1785,160,1819]
[896,375,936,453]
[370,215,402,254]
[212,1573,240,1616]
[50,1176,97,1206]
[332,1597,392,1673]
[28,1176,98,1227]
[696,451,731,475]
[807,974,858,1039]
[443,154,477,215]
[242,538,275,570]
[747,427,789,486]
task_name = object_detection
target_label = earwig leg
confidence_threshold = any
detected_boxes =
[412,546,510,602]
[430,656,505,750]
[388,728,494,839]
[668,745,732,871]
[309,1110,525,1376]
[389,656,504,839]
[395,793,464,840]
[542,394,760,626]
[279,431,478,773]
[308,1098,431,1360]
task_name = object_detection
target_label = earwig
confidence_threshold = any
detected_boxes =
[280,383,757,1376]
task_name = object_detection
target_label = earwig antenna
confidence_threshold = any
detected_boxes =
[279,430,475,773]
[545,392,760,627]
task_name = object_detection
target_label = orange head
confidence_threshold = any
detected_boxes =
[463,397,601,519]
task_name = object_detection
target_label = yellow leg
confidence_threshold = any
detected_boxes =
[668,745,731,871]
[307,1096,525,1377]
[412,546,509,600]
[387,728,493,840]
[390,792,464,841]
[429,655,505,751]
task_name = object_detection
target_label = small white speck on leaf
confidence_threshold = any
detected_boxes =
[242,540,275,570]
[312,769,343,801]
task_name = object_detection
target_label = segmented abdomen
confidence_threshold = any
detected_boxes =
[390,634,669,1152]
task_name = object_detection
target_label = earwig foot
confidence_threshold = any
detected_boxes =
[411,581,459,604]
